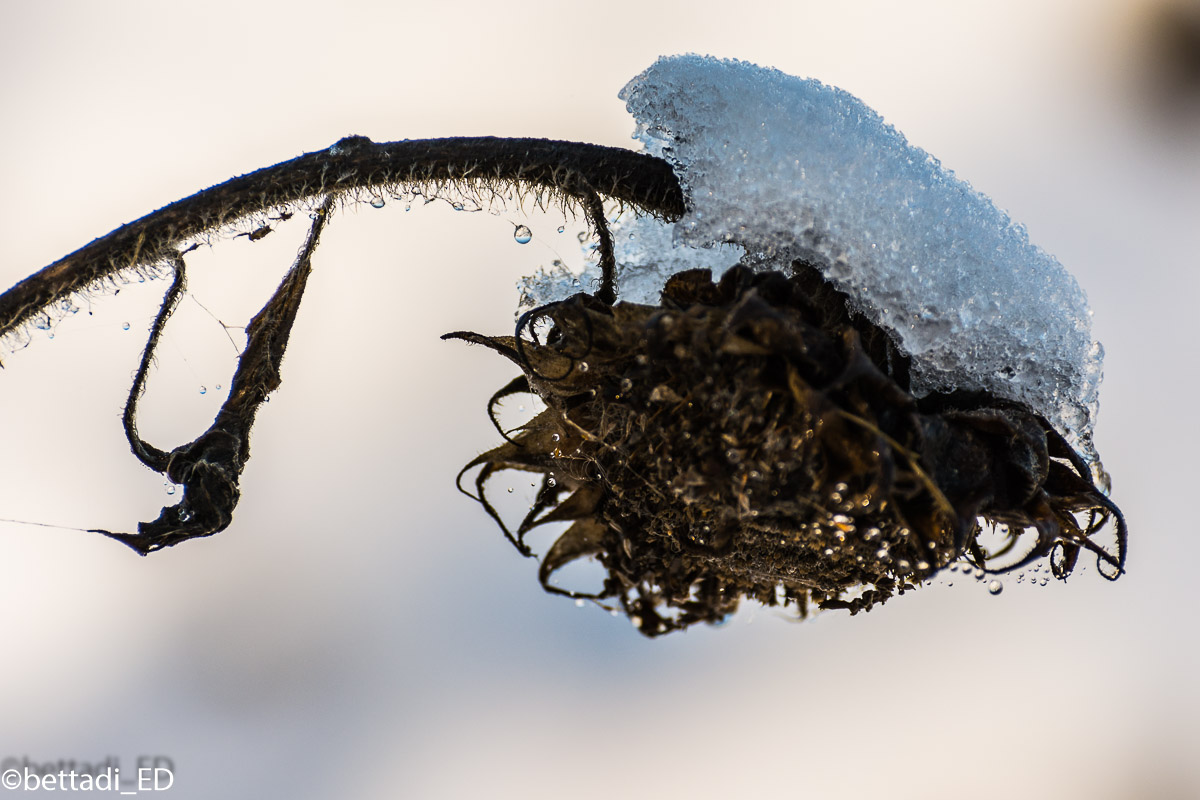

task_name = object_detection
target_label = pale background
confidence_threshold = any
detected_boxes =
[1,1,1198,798]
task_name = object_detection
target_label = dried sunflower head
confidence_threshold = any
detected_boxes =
[448,262,1125,637]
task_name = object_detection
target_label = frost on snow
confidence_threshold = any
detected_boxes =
[524,55,1105,471]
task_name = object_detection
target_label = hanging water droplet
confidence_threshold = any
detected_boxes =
[370,197,386,209]
[987,580,1003,595]
[513,224,532,244]
[574,598,585,608]
[547,476,557,487]
[47,332,55,340]
[122,322,131,331]
[199,386,207,395]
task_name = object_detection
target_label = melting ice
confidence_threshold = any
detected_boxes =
[522,54,1104,467]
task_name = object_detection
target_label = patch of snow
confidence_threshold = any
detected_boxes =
[525,54,1105,471]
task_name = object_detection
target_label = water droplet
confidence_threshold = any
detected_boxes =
[556,225,565,233]
[547,477,557,487]
[199,386,207,395]
[987,580,1003,595]
[47,332,54,340]
[574,598,585,608]
[551,433,560,441]
[215,384,222,391]
[518,405,526,412]
[507,487,513,493]
[578,362,589,372]
[370,197,386,209]
[166,485,176,495]
[122,322,131,331]
[513,224,532,244]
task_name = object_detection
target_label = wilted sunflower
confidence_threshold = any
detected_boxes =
[441,55,1127,636]
[449,258,1124,637]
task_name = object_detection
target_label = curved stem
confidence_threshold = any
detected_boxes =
[0,137,684,345]
[123,255,186,472]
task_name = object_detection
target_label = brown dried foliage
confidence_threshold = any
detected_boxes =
[449,264,1126,636]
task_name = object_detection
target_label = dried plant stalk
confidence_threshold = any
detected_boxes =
[0,137,683,553]
[0,136,683,348]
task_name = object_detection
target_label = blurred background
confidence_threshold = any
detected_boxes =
[1,1,1197,797]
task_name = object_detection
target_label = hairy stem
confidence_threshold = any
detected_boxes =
[0,137,684,345]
